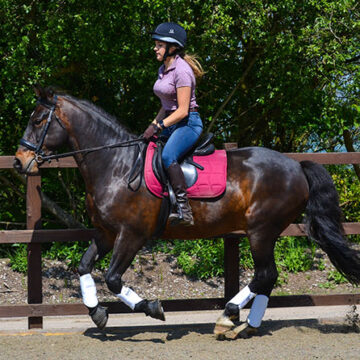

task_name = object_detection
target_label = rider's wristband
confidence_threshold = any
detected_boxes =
[158,119,166,129]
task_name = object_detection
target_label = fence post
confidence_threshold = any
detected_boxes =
[26,175,43,329]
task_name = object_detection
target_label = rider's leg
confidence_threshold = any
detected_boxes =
[162,113,202,225]
[166,161,194,225]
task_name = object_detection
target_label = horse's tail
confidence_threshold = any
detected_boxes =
[301,160,360,284]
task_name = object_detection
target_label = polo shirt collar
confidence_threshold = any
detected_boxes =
[163,55,180,73]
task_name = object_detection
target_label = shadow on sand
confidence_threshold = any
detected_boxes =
[83,318,359,343]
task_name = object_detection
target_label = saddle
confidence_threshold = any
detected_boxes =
[152,132,216,189]
[143,133,227,238]
[144,133,227,199]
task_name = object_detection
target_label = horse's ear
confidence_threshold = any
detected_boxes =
[33,84,44,99]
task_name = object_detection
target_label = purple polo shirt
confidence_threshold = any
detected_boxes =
[153,55,198,111]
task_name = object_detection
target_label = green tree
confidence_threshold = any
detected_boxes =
[1,0,359,230]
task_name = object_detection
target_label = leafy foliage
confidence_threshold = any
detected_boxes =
[154,236,317,280]
[1,0,359,153]
[43,241,88,271]
[327,269,347,284]
[275,237,316,274]
[330,166,360,224]
[7,244,28,273]
[154,239,225,279]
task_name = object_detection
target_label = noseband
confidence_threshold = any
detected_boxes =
[19,95,59,163]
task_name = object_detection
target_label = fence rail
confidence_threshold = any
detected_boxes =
[1,151,360,329]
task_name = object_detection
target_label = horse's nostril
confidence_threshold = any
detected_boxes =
[13,157,23,172]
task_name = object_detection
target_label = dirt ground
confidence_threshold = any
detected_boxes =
[0,319,359,360]
[0,248,358,305]
[0,248,360,359]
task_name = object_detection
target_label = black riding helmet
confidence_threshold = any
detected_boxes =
[151,22,186,60]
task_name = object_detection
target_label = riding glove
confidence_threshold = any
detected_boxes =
[143,123,160,141]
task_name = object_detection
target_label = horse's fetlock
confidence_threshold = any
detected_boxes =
[134,299,147,312]
[88,306,97,316]
[224,302,239,320]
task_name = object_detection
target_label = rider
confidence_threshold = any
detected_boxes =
[143,22,204,226]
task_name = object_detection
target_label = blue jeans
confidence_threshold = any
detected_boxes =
[161,112,203,169]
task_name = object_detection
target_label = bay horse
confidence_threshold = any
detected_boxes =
[14,86,360,339]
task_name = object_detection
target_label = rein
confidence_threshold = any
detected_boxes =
[41,137,146,192]
[35,137,145,163]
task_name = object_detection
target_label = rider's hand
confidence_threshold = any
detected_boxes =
[143,123,160,141]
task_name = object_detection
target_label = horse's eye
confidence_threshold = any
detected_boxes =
[33,118,43,126]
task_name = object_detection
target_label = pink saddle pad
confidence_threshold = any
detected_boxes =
[144,142,227,199]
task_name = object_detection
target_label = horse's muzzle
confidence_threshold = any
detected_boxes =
[13,157,23,173]
[14,149,39,175]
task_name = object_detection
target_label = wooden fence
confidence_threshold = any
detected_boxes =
[0,150,360,329]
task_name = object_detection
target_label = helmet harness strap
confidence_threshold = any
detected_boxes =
[163,43,180,61]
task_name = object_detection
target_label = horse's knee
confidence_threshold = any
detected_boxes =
[249,266,278,296]
[78,260,91,276]
[105,272,122,294]
[78,247,95,275]
[78,239,104,275]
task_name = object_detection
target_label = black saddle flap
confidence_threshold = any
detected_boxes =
[192,133,215,156]
[193,143,215,156]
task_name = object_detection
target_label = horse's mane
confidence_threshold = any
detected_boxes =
[52,89,136,139]
[63,94,119,124]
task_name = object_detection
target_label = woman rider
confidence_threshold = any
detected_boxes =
[143,22,204,226]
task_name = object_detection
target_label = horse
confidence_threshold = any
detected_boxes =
[14,86,360,339]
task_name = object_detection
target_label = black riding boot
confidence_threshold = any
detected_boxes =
[167,162,194,226]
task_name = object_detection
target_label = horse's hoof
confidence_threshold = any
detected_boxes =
[90,305,108,330]
[214,314,235,336]
[147,300,165,321]
[135,299,165,321]
[225,322,258,339]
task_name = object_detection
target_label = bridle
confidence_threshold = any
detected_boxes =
[19,95,60,164]
[19,94,146,191]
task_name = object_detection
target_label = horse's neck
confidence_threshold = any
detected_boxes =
[64,101,138,190]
